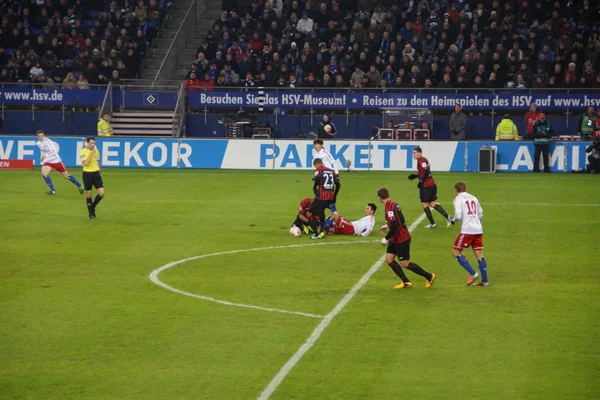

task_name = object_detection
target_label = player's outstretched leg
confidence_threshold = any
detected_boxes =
[403,260,436,288]
[41,166,56,195]
[475,253,489,286]
[389,261,412,288]
[456,255,478,285]
[431,202,452,227]
[62,171,84,194]
[43,175,56,195]
[422,205,436,228]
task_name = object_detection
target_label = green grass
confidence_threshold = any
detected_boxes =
[0,170,598,400]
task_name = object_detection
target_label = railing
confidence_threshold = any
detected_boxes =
[154,0,206,83]
[98,81,113,118]
[173,82,186,137]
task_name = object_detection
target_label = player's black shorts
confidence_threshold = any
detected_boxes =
[387,239,411,261]
[420,184,437,203]
[308,199,332,218]
[82,171,104,191]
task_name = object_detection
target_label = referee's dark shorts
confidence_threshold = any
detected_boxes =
[83,171,104,191]
[419,184,438,203]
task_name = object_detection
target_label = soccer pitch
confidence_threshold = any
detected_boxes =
[0,169,598,400]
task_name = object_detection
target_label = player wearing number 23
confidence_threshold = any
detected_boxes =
[450,181,489,287]
[308,158,340,239]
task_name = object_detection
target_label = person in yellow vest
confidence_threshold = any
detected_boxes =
[97,113,112,136]
[495,114,519,141]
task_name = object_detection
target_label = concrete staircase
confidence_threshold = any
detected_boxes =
[142,0,222,83]
[111,112,175,136]
[172,1,222,81]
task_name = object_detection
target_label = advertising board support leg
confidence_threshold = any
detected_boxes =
[272,138,276,170]
[464,141,469,172]
[368,137,373,172]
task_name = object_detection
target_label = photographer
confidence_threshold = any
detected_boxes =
[586,138,600,173]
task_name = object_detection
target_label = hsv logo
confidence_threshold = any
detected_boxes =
[143,93,158,105]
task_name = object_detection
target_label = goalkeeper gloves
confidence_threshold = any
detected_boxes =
[408,174,418,180]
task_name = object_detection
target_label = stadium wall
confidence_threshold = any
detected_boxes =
[0,136,591,172]
[0,111,579,140]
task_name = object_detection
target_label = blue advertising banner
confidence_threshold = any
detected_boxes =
[0,136,592,172]
[0,88,105,106]
[188,91,600,110]
[0,88,177,108]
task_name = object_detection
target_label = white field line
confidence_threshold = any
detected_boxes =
[149,240,376,319]
[79,170,591,181]
[440,202,599,207]
[257,213,427,400]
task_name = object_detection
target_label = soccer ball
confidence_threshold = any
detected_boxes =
[324,124,332,133]
[289,226,302,237]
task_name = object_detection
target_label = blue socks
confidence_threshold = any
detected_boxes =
[456,254,476,275]
[67,175,82,187]
[328,203,337,213]
[478,258,488,283]
[43,176,55,192]
[323,218,334,229]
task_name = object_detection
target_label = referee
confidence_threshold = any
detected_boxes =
[80,137,105,219]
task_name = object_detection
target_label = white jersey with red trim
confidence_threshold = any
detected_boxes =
[453,192,484,235]
[312,148,339,175]
[352,215,376,237]
[36,138,62,164]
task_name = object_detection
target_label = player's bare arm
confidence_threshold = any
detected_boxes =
[378,224,389,233]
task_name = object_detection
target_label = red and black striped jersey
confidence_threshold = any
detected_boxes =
[385,200,411,243]
[313,165,340,201]
[417,156,436,187]
[299,198,312,216]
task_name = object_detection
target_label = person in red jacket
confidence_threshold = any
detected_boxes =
[525,104,542,140]
[184,72,201,93]
[199,73,215,90]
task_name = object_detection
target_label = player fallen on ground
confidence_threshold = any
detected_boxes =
[291,197,316,235]
[35,130,84,195]
[308,158,340,239]
[377,187,436,289]
[449,181,489,287]
[323,203,376,236]
[407,146,453,228]
[312,138,339,212]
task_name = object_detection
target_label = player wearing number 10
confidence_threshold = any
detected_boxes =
[450,181,489,287]
[308,158,340,239]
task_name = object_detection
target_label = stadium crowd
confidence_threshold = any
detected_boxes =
[0,0,171,87]
[184,0,600,91]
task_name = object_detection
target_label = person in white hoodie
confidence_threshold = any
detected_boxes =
[296,11,313,34]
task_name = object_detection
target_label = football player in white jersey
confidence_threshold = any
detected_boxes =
[323,203,376,236]
[35,130,83,195]
[312,138,339,212]
[450,181,489,287]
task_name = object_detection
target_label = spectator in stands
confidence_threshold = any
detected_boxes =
[77,75,90,90]
[63,72,77,90]
[449,104,467,140]
[185,72,201,93]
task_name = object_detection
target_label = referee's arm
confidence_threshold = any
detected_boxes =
[82,149,96,166]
